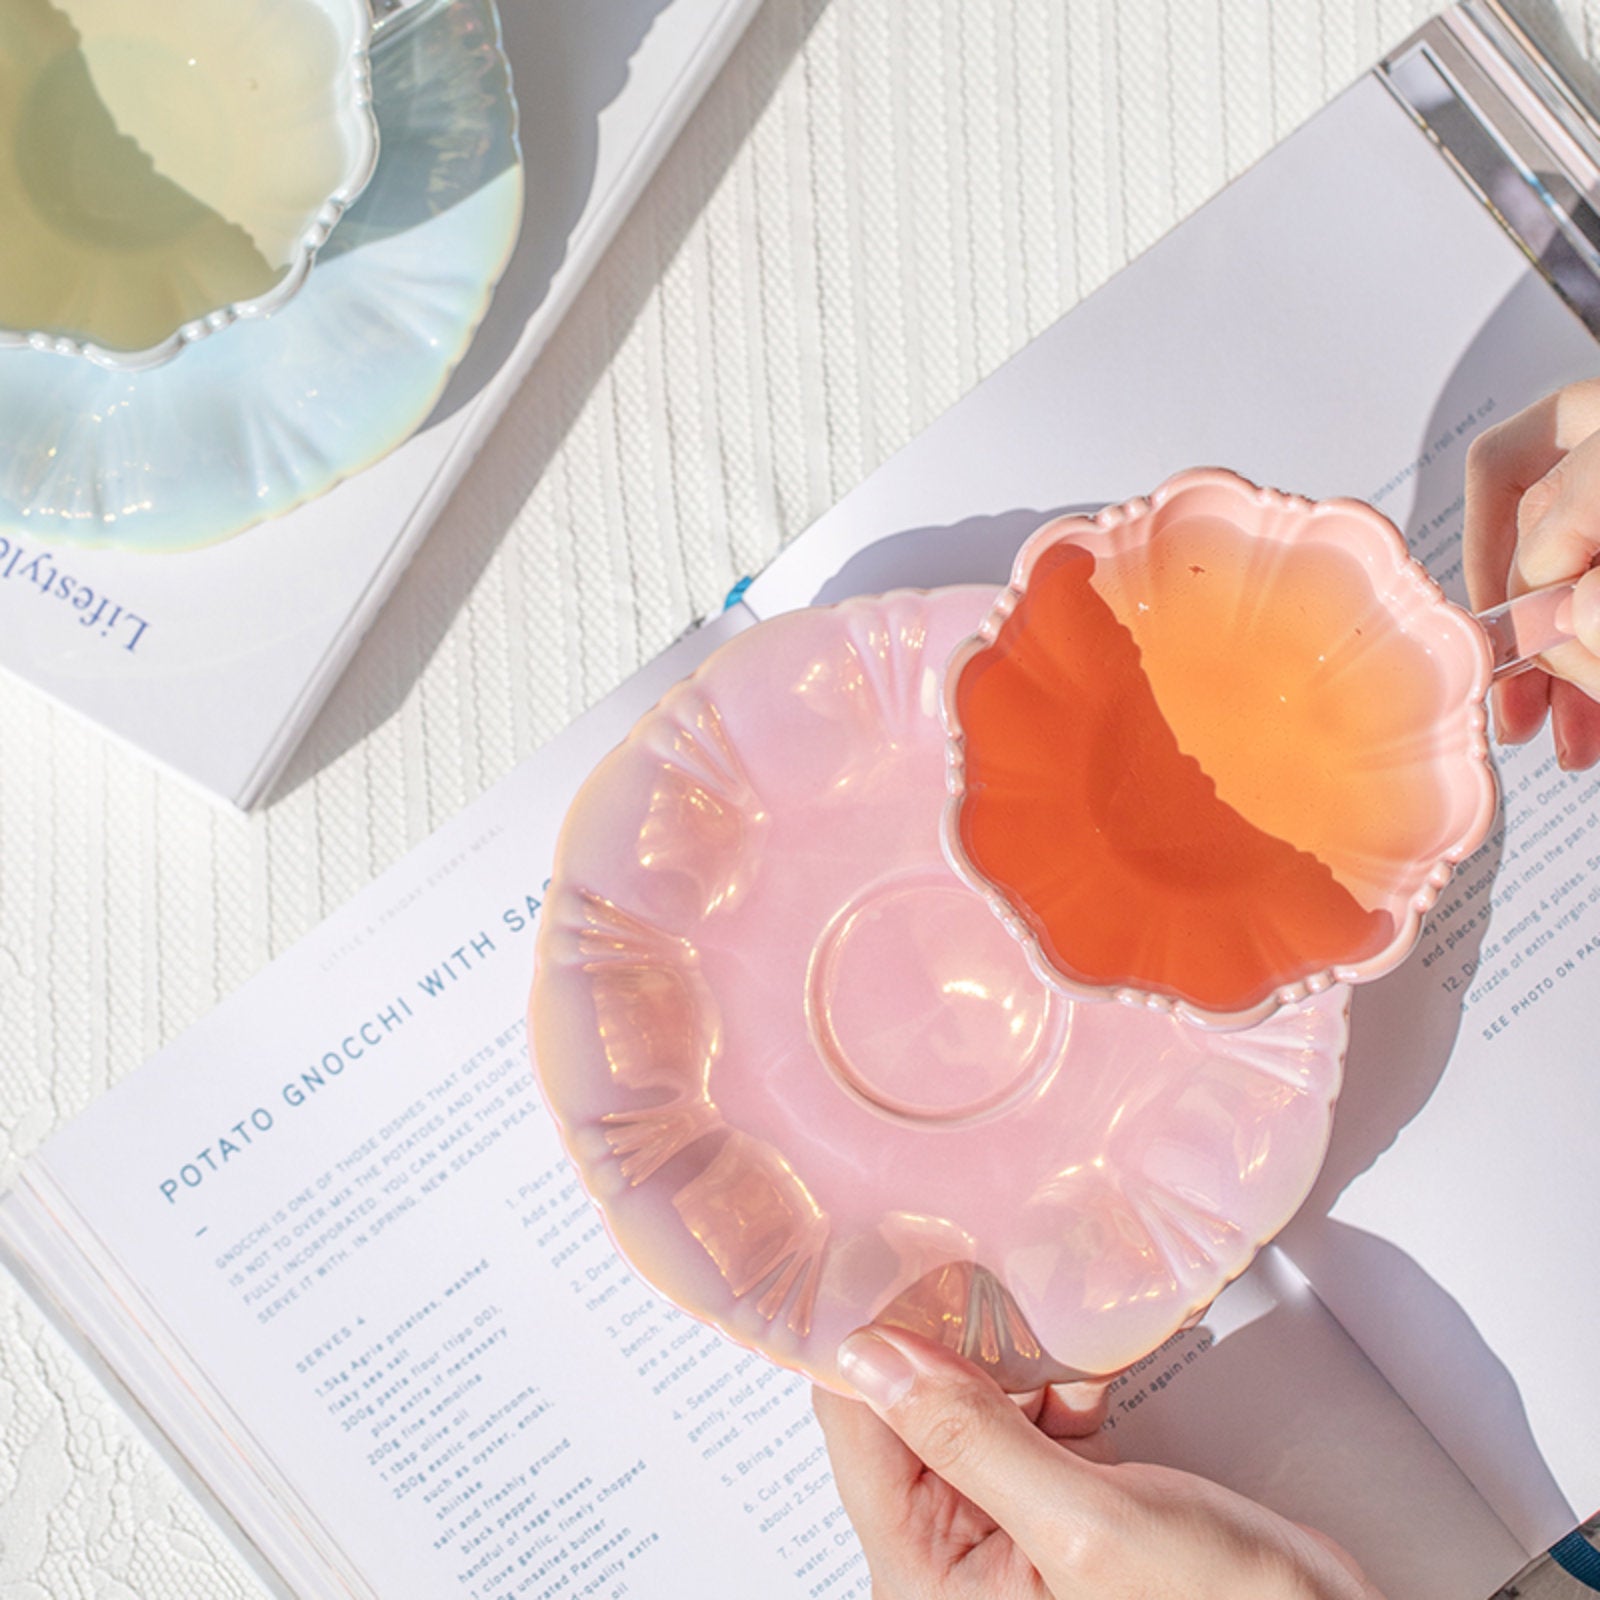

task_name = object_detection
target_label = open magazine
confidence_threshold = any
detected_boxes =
[5,5,1600,1596]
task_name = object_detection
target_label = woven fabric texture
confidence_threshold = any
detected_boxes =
[4,1,1599,1593]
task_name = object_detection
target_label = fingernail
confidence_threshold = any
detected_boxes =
[837,1331,915,1409]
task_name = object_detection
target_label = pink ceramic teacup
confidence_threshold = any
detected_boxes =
[942,467,1541,1030]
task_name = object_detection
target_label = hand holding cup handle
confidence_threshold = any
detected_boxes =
[1465,379,1600,768]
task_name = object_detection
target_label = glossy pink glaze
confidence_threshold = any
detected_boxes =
[944,469,1498,1030]
[530,587,1351,1392]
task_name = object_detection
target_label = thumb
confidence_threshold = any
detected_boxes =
[1523,555,1600,713]
[1570,565,1600,658]
[1511,427,1600,594]
[836,1326,1100,1551]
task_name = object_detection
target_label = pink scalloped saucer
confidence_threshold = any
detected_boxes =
[529,587,1351,1392]
[944,468,1497,1030]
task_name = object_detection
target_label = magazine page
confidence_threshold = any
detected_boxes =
[741,74,1600,620]
[1284,656,1600,1548]
[1277,29,1600,1557]
[1104,1252,1527,1598]
[739,62,1600,1549]
[7,611,882,1600]
[1,601,1530,1600]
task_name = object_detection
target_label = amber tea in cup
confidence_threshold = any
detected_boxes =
[943,468,1500,1029]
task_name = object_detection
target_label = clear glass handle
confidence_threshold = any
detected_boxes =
[1477,579,1580,679]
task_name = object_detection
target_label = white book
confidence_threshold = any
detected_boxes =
[0,0,763,812]
[6,7,1600,1596]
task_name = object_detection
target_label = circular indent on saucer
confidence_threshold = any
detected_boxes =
[807,871,1068,1125]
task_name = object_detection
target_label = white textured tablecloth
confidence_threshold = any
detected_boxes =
[4,1,1598,1593]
